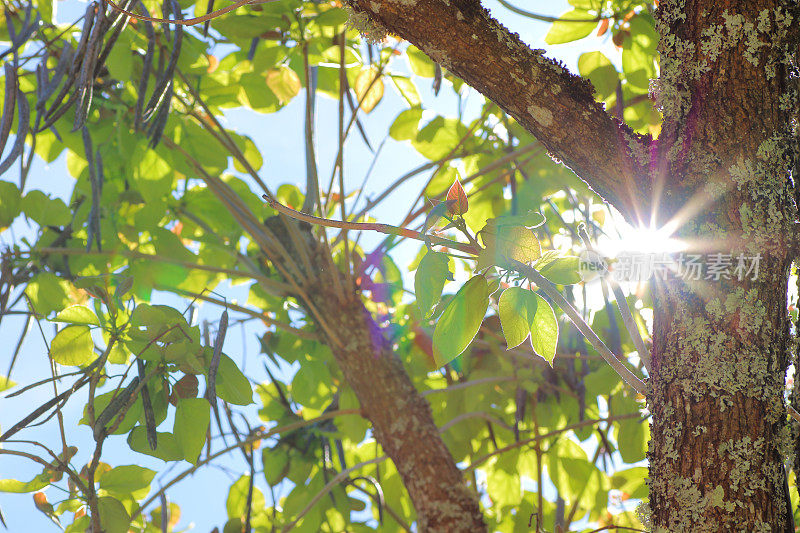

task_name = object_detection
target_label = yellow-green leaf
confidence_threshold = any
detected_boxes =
[432,275,489,367]
[498,287,558,365]
[266,66,301,104]
[414,250,453,317]
[52,305,100,327]
[99,465,156,496]
[51,326,94,366]
[544,9,598,45]
[354,67,384,113]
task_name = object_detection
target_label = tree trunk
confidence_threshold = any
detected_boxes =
[646,0,796,529]
[342,0,800,528]
[264,218,486,532]
[313,291,487,532]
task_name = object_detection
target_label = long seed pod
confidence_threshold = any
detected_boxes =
[0,88,29,176]
[147,80,171,147]
[350,476,385,524]
[206,308,228,407]
[202,0,214,36]
[43,44,75,102]
[159,493,168,532]
[137,359,158,450]
[93,376,140,441]
[73,4,106,131]
[95,0,136,74]
[81,125,100,251]
[133,4,156,131]
[142,0,182,122]
[0,64,18,159]
[0,387,73,442]
[0,4,39,61]
[43,3,97,124]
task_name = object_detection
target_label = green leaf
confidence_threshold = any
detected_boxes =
[616,415,649,463]
[128,427,184,462]
[414,250,453,317]
[131,142,173,204]
[390,75,421,107]
[105,31,133,80]
[622,17,658,90]
[174,398,210,464]
[407,46,436,77]
[578,51,619,99]
[98,496,131,533]
[0,473,49,493]
[36,0,54,22]
[486,463,521,509]
[99,465,156,496]
[21,190,71,227]
[0,180,21,229]
[51,326,94,366]
[544,9,597,45]
[227,475,267,520]
[535,255,582,285]
[215,354,254,405]
[476,222,541,271]
[25,272,70,316]
[389,107,422,141]
[412,116,468,160]
[64,516,91,533]
[52,305,100,326]
[432,275,489,367]
[498,287,558,365]
[610,467,649,499]
[266,66,301,104]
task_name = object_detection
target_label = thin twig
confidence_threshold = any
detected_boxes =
[262,195,480,256]
[578,224,651,371]
[507,258,647,396]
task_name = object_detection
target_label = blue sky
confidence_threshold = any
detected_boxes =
[0,0,624,530]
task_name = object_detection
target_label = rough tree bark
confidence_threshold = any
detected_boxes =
[347,0,800,529]
[262,217,487,532]
[646,0,796,529]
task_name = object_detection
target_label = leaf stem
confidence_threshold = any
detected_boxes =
[262,194,481,256]
[506,258,647,396]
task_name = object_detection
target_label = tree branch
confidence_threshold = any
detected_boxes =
[346,0,650,222]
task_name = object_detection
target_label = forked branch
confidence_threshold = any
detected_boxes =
[345,0,650,223]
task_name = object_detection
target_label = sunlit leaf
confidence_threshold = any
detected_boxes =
[266,66,301,104]
[215,354,254,405]
[415,250,453,317]
[0,180,21,229]
[545,9,597,45]
[50,326,94,366]
[21,190,71,227]
[0,474,50,493]
[354,66,385,113]
[498,287,558,365]
[389,107,422,141]
[433,275,489,367]
[407,46,436,77]
[52,305,100,327]
[446,179,469,215]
